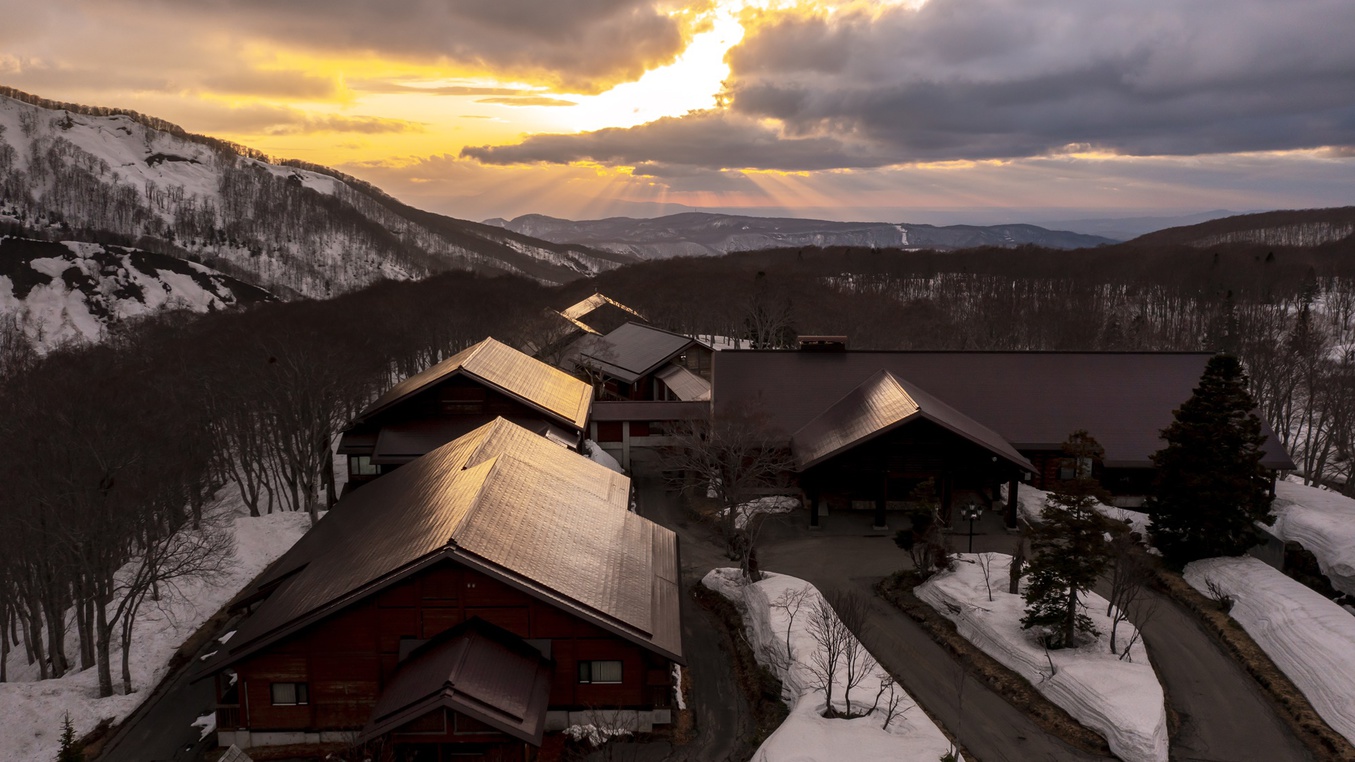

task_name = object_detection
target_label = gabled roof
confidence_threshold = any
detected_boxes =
[714,351,1295,470]
[205,418,682,673]
[655,364,711,402]
[356,337,591,430]
[359,618,553,745]
[578,322,702,383]
[560,293,644,323]
[792,371,1035,471]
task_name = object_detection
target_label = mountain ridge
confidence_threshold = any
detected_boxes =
[483,211,1117,258]
[0,87,634,299]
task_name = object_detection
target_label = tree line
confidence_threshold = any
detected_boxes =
[0,271,552,695]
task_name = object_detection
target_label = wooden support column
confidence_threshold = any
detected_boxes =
[1006,476,1020,529]
[874,475,888,529]
[940,471,954,527]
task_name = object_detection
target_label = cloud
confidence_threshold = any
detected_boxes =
[201,68,342,100]
[464,0,1355,172]
[475,96,577,107]
[725,0,1355,161]
[351,80,527,97]
[106,0,691,92]
[462,110,894,170]
[266,114,425,135]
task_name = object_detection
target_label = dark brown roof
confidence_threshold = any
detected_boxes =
[356,337,591,430]
[205,418,682,675]
[576,322,700,383]
[359,618,553,745]
[792,370,1035,471]
[713,351,1294,470]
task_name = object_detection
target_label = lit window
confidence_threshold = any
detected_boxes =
[578,660,623,684]
[270,682,309,705]
[350,455,380,476]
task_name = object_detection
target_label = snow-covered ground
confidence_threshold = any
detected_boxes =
[725,495,800,530]
[1271,480,1355,597]
[1185,557,1355,746]
[916,553,1168,762]
[584,438,624,474]
[1008,484,1152,540]
[703,568,959,761]
[0,485,313,762]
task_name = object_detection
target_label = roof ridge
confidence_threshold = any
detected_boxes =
[445,455,501,545]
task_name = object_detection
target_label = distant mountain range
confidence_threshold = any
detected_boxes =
[1129,207,1355,249]
[0,88,634,299]
[483,213,1117,258]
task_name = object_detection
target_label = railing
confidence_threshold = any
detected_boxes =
[216,705,240,730]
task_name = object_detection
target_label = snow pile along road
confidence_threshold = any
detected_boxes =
[1272,480,1355,597]
[916,553,1168,762]
[703,568,958,762]
[1185,556,1355,745]
[1009,484,1152,540]
[0,487,313,762]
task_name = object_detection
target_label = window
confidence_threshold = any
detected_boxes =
[578,660,623,684]
[349,455,380,476]
[270,682,309,705]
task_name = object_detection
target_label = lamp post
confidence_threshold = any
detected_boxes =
[961,500,983,553]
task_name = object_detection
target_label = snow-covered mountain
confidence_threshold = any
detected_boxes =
[0,89,634,298]
[0,236,271,350]
[483,212,1117,258]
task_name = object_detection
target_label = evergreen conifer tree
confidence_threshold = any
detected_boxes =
[1021,431,1112,648]
[57,713,84,762]
[1147,354,1273,568]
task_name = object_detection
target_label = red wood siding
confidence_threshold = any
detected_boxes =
[232,559,669,734]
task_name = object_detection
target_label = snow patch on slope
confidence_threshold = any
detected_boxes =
[0,486,313,762]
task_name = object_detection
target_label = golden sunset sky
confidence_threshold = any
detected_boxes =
[1,0,1352,223]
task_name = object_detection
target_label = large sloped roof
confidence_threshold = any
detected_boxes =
[359,618,553,745]
[208,418,682,671]
[792,370,1035,471]
[714,351,1294,470]
[356,337,591,430]
[577,322,700,383]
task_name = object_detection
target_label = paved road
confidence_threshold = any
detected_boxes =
[649,490,1314,762]
[97,628,223,762]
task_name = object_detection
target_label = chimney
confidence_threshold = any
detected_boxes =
[797,335,848,352]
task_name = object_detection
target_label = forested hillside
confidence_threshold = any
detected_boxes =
[0,88,634,299]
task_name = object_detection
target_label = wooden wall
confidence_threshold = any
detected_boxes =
[230,559,669,733]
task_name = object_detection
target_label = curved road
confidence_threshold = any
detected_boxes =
[642,482,1311,762]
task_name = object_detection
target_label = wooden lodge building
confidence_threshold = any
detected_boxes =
[338,337,593,491]
[567,321,714,471]
[202,418,683,759]
[711,342,1295,528]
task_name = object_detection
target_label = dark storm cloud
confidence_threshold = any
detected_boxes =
[111,0,688,91]
[461,111,894,170]
[465,0,1355,170]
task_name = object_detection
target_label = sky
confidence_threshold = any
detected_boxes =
[1,0,1352,224]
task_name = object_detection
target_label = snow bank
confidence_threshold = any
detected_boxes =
[1185,557,1355,745]
[702,568,958,761]
[1008,484,1152,540]
[0,486,313,762]
[916,553,1167,762]
[584,439,624,474]
[1272,481,1355,597]
[724,495,800,530]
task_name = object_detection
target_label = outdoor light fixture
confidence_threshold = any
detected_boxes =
[962,500,983,553]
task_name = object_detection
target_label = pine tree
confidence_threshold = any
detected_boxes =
[1021,432,1112,649]
[57,713,84,762]
[1147,354,1273,568]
